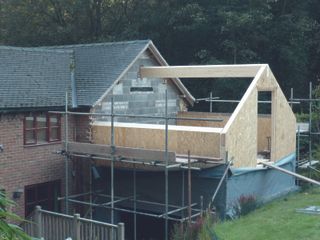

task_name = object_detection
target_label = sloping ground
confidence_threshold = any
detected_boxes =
[215,188,320,240]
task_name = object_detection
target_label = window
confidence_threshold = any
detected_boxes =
[130,87,153,92]
[25,180,60,217]
[24,113,61,145]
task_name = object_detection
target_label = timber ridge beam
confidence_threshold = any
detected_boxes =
[139,64,267,79]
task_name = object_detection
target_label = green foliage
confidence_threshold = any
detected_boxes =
[298,162,320,183]
[170,214,218,240]
[0,0,319,101]
[215,188,320,240]
[233,194,259,217]
[0,191,31,240]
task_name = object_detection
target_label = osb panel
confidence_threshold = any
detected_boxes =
[177,112,230,128]
[225,90,258,168]
[256,75,278,91]
[271,79,296,161]
[257,115,271,152]
[92,124,221,158]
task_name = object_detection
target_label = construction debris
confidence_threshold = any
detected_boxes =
[296,206,320,215]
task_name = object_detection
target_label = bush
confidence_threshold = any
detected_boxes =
[233,194,258,217]
[0,191,31,240]
[170,213,219,240]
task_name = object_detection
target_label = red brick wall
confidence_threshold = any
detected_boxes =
[0,111,94,218]
[0,113,71,217]
[74,115,91,143]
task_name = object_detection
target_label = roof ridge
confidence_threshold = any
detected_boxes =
[0,45,73,54]
[43,39,151,49]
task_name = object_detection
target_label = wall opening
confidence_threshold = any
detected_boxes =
[257,91,272,161]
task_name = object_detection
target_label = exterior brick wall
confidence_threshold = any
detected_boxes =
[74,115,91,143]
[0,112,70,217]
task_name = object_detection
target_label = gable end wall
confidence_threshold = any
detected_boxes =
[92,50,186,123]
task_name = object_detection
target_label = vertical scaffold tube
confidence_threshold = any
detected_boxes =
[165,88,169,240]
[111,96,115,226]
[65,91,69,214]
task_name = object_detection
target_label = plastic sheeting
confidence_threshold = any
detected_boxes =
[226,153,297,212]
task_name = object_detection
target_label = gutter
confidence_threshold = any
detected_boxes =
[0,106,66,114]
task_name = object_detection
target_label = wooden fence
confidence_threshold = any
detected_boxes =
[22,206,124,240]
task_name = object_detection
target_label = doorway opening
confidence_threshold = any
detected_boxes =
[257,91,272,162]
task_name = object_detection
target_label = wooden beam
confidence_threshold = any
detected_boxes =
[140,64,265,79]
[65,142,176,162]
[261,161,320,187]
[222,65,267,134]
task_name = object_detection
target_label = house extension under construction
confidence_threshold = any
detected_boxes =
[60,63,296,239]
[0,41,297,240]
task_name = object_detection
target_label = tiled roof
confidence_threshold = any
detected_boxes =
[0,46,72,109]
[47,40,150,106]
[0,40,194,110]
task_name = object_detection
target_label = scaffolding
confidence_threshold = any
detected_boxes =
[290,82,320,176]
[52,89,226,240]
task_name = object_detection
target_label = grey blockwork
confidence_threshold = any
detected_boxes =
[93,50,182,124]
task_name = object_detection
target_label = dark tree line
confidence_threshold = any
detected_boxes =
[1,0,319,102]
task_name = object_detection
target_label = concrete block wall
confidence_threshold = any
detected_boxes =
[93,50,185,124]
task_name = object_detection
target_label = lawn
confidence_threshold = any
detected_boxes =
[214,187,320,240]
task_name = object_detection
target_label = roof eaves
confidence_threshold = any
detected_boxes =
[42,39,151,49]
[0,106,66,114]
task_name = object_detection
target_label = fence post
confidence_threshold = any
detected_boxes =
[73,214,81,240]
[117,223,125,240]
[35,206,43,239]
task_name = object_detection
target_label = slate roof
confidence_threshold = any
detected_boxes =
[0,46,72,110]
[0,40,194,110]
[47,40,150,106]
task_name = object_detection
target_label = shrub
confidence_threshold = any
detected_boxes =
[0,191,31,240]
[233,194,258,217]
[170,213,219,240]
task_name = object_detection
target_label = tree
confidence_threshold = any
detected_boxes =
[0,191,31,240]
[1,0,320,99]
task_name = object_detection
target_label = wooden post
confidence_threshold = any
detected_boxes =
[73,214,80,240]
[200,195,204,218]
[117,223,125,240]
[35,206,43,239]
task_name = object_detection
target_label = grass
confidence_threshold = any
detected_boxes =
[214,187,320,240]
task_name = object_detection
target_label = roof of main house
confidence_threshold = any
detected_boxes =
[0,46,72,111]
[0,40,194,112]
[45,40,194,107]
